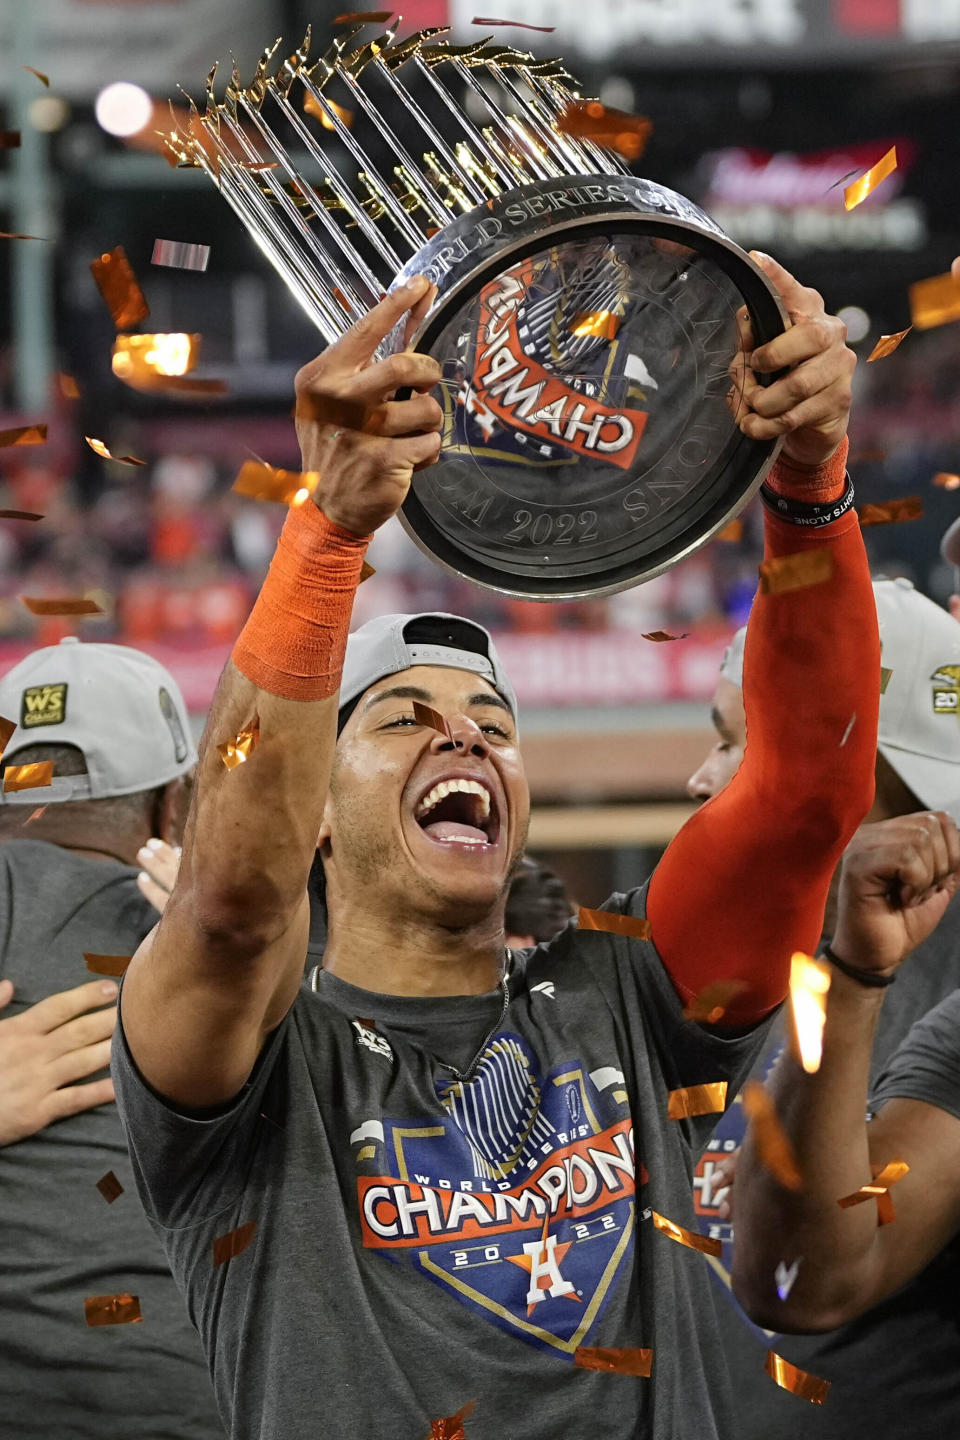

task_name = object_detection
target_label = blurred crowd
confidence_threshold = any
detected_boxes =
[0,320,957,651]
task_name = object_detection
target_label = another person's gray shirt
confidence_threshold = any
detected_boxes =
[114,885,774,1440]
[0,839,223,1440]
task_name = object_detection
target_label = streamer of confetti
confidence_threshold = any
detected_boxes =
[217,722,260,770]
[232,461,317,507]
[84,953,132,978]
[682,979,748,1025]
[428,1400,477,1439]
[85,437,147,467]
[212,1220,257,1267]
[642,631,690,643]
[765,1351,830,1405]
[578,907,652,941]
[667,1081,728,1120]
[857,496,923,527]
[413,701,454,739]
[96,1171,124,1204]
[909,270,960,331]
[84,1294,142,1327]
[90,246,150,331]
[759,549,833,596]
[0,424,47,448]
[843,146,897,210]
[21,596,103,616]
[866,328,911,362]
[0,717,16,758]
[3,762,54,793]
[557,100,653,162]
[651,1210,722,1258]
[742,1081,802,1191]
[574,1346,653,1377]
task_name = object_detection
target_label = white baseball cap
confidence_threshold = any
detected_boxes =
[0,637,197,805]
[874,577,960,815]
[716,581,960,815]
[942,515,960,584]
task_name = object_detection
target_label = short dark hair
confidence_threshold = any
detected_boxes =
[0,742,165,838]
[504,856,574,943]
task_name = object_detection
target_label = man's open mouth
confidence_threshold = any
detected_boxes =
[414,777,500,847]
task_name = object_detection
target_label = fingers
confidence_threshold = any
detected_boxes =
[750,251,826,323]
[0,978,13,1011]
[750,315,845,377]
[747,348,854,422]
[389,430,444,470]
[952,257,960,284]
[47,1077,116,1124]
[51,1036,113,1089]
[366,393,444,439]
[51,1003,117,1057]
[21,979,118,1035]
[898,813,960,906]
[403,279,438,350]
[343,351,443,405]
[303,275,432,378]
[137,872,172,915]
[137,838,181,893]
[740,376,852,442]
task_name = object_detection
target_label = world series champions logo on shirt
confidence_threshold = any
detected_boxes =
[354,1032,644,1357]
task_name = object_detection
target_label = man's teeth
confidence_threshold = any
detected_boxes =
[415,777,492,822]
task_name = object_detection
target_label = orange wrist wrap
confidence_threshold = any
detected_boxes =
[232,504,370,701]
[766,434,849,504]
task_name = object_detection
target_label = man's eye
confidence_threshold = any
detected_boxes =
[384,714,418,729]
[481,723,510,739]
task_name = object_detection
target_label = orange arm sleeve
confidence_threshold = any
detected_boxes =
[647,471,879,1025]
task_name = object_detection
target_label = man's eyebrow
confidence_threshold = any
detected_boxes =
[711,705,733,740]
[362,684,513,719]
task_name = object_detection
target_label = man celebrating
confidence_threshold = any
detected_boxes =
[114,260,877,1440]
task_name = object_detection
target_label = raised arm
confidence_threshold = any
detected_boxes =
[731,813,960,1331]
[120,279,442,1108]
[648,255,878,1024]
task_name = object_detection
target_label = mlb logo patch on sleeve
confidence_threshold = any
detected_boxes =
[21,682,66,729]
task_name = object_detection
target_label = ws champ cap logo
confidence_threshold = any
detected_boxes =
[21,683,67,730]
[932,664,960,721]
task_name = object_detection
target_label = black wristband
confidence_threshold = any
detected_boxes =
[821,942,896,988]
[759,476,855,528]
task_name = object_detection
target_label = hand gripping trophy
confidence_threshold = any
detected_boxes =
[166,17,788,599]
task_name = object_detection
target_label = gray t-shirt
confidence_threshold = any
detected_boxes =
[0,839,223,1440]
[113,885,773,1440]
[697,889,960,1439]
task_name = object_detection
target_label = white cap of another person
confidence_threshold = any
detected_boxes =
[719,579,960,816]
[0,636,197,804]
[875,577,960,818]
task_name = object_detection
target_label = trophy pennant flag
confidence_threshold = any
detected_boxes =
[167,19,789,600]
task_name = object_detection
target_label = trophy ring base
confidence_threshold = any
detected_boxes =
[388,174,789,602]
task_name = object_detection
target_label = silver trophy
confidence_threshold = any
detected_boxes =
[166,19,788,600]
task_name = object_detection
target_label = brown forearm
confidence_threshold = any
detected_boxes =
[731,969,887,1330]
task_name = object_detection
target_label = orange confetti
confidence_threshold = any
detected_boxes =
[58,373,81,400]
[682,978,748,1025]
[716,519,744,543]
[0,716,16,759]
[84,1294,141,1327]
[23,67,50,88]
[933,472,960,490]
[217,721,260,770]
[212,1220,257,1267]
[651,1210,722,1258]
[837,1159,908,1226]
[857,496,923,527]
[22,806,47,826]
[472,15,555,27]
[789,952,831,1075]
[303,94,355,130]
[642,630,689,643]
[759,548,833,596]
[412,701,454,739]
[84,437,147,467]
[0,132,21,149]
[0,510,43,521]
[909,270,960,332]
[557,100,653,163]
[574,1346,653,1378]
[84,953,132,978]
[843,146,897,210]
[578,907,652,941]
[743,1081,802,1191]
[96,1171,124,1204]
[765,1351,830,1406]
[866,328,911,362]
[667,1081,728,1120]
[0,232,52,242]
[880,666,893,695]
[90,247,150,331]
[111,334,218,396]
[295,391,370,429]
[3,761,53,794]
[570,311,619,341]
[427,1400,476,1439]
[21,596,103,616]
[0,424,47,448]
[360,560,376,583]
[232,461,318,507]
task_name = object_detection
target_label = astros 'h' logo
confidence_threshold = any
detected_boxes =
[932,664,960,723]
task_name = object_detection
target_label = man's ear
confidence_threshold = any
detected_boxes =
[316,792,334,852]
[156,772,193,846]
[949,594,960,624]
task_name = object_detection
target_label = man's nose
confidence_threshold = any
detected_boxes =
[429,714,490,759]
[686,760,715,803]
